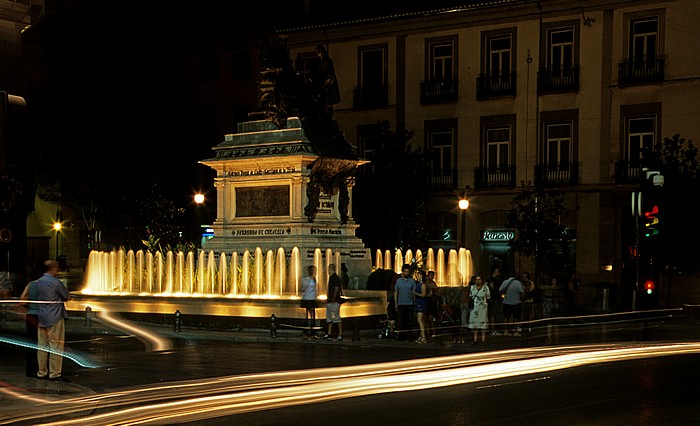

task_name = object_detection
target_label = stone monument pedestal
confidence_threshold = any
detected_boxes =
[200,117,371,288]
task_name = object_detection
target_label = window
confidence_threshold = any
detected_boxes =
[478,29,516,99]
[477,115,516,188]
[425,119,457,189]
[539,22,579,92]
[619,12,664,85]
[422,37,458,104]
[616,104,661,182]
[627,116,656,169]
[486,127,510,170]
[537,110,578,185]
[430,41,454,82]
[357,125,381,160]
[546,123,573,167]
[630,18,658,68]
[354,44,388,109]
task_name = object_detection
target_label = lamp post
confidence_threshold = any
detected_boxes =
[52,221,62,260]
[458,197,469,249]
[194,193,205,247]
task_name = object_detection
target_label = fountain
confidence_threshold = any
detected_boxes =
[67,38,474,323]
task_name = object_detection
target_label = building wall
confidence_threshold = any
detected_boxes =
[282,0,700,300]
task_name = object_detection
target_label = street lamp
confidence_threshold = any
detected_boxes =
[194,193,205,205]
[458,197,469,249]
[52,221,62,260]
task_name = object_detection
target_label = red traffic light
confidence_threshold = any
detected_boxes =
[643,205,659,218]
[644,280,655,294]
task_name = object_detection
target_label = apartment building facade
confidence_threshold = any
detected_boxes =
[276,0,700,301]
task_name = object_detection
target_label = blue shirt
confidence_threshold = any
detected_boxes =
[395,277,416,306]
[35,273,69,327]
[499,277,524,305]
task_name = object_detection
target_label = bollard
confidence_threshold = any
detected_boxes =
[174,310,182,332]
[270,314,278,338]
[352,318,360,341]
[84,306,92,327]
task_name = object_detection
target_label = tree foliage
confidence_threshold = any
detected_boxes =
[505,187,571,266]
[646,134,700,273]
[353,121,429,252]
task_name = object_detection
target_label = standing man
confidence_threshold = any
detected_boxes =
[499,273,524,336]
[323,264,343,341]
[35,260,70,381]
[485,266,503,336]
[300,265,319,339]
[394,265,416,341]
[20,278,40,377]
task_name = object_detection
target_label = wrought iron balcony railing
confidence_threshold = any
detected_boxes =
[474,165,516,189]
[427,169,458,190]
[420,79,458,104]
[614,160,644,183]
[618,57,665,86]
[476,72,516,99]
[535,161,579,186]
[537,66,580,93]
[352,85,389,110]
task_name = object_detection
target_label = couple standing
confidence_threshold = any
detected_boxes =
[300,263,344,340]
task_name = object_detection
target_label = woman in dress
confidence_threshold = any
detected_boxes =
[300,265,318,339]
[469,275,490,345]
[414,270,429,344]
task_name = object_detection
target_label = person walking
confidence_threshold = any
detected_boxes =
[35,260,71,381]
[469,275,490,345]
[394,264,416,341]
[499,273,524,336]
[414,270,429,344]
[323,264,343,341]
[300,265,318,339]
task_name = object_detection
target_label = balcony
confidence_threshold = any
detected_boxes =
[537,66,579,93]
[535,162,579,186]
[614,160,644,183]
[420,79,458,104]
[427,169,458,191]
[618,58,665,86]
[476,72,516,99]
[352,85,388,110]
[474,165,516,189]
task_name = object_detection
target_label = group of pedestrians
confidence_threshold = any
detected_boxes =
[299,263,346,341]
[19,259,71,382]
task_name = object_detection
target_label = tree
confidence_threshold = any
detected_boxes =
[353,121,429,252]
[505,186,572,276]
[645,134,700,273]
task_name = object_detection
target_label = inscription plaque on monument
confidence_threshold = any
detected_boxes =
[236,186,290,217]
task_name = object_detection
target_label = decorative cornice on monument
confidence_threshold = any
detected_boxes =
[201,117,320,163]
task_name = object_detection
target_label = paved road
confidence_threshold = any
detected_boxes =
[1,308,699,424]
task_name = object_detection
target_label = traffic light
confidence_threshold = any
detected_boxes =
[643,204,660,237]
[644,280,655,295]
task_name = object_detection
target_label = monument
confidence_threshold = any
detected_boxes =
[199,34,371,289]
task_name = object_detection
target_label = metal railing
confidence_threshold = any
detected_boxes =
[535,161,579,185]
[474,165,516,188]
[618,58,665,86]
[476,72,516,99]
[420,79,458,104]
[537,66,580,93]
